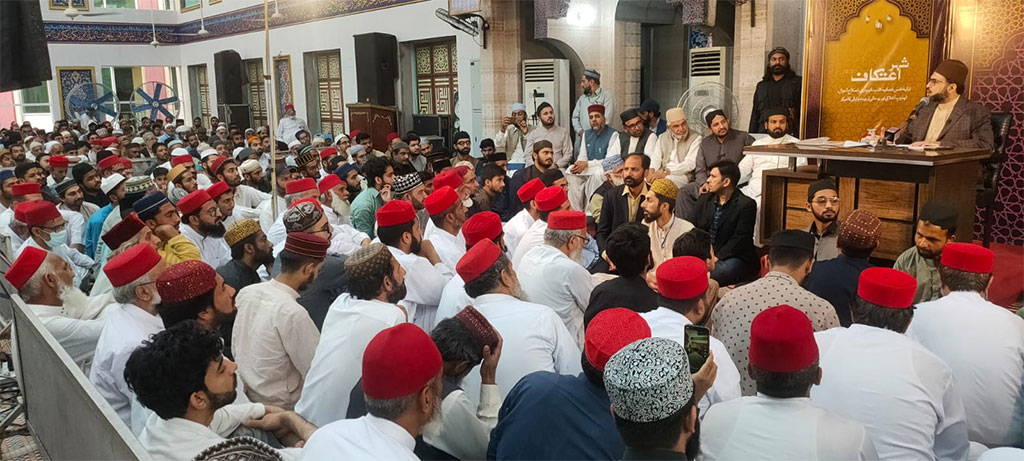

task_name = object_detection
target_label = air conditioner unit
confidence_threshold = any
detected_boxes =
[689,46,732,88]
[522,59,570,128]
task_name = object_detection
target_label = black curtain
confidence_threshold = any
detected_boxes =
[0,0,51,92]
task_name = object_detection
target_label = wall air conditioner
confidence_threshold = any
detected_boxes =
[688,46,732,88]
[521,59,570,128]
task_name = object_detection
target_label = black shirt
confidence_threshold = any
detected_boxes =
[803,253,872,327]
[749,72,802,136]
[584,275,659,327]
[623,448,690,460]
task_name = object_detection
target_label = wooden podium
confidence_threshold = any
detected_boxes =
[751,144,989,260]
[346,103,397,152]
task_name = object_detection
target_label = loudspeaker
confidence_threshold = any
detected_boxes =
[413,114,451,146]
[214,50,246,105]
[354,33,398,106]
[217,104,251,131]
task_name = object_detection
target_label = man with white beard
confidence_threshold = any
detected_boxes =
[652,108,701,188]
[302,323,444,459]
[739,108,805,210]
[275,104,310,145]
[6,247,114,372]
[516,210,594,348]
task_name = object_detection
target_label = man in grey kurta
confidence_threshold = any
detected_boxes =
[526,102,573,169]
[570,69,614,136]
[674,110,754,221]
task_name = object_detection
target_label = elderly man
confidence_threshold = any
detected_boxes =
[571,69,614,136]
[6,247,112,372]
[15,201,93,286]
[432,211,506,327]
[652,108,700,188]
[712,230,839,395]
[488,308,650,459]
[607,109,658,160]
[456,239,582,402]
[302,324,441,459]
[604,337,703,460]
[375,200,452,329]
[907,243,1024,448]
[523,102,573,169]
[811,268,969,460]
[803,209,881,326]
[126,322,313,460]
[641,256,742,413]
[177,189,231,269]
[89,244,167,426]
[803,179,841,261]
[276,103,310,145]
[296,243,409,427]
[423,186,468,271]
[896,59,994,150]
[894,202,959,303]
[675,110,754,220]
[233,233,328,410]
[495,103,532,163]
[568,104,619,212]
[701,306,876,460]
[518,210,594,347]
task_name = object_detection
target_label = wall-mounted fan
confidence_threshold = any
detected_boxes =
[678,82,740,137]
[64,82,120,126]
[131,81,180,121]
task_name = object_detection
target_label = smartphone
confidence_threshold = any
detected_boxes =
[684,324,710,373]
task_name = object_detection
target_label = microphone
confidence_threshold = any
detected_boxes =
[888,97,929,143]
[907,97,929,121]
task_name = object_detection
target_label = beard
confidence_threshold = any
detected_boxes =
[410,235,422,256]
[570,245,585,266]
[643,209,660,224]
[255,246,276,266]
[386,277,408,304]
[929,92,949,104]
[623,175,641,188]
[226,176,242,187]
[346,185,362,202]
[511,280,527,301]
[200,220,227,238]
[769,128,786,139]
[58,283,92,319]
[583,85,592,96]
[610,175,625,187]
[297,272,317,292]
[206,388,237,411]
[420,389,445,440]
[331,191,352,217]
[916,245,941,259]
[812,209,837,223]
[770,64,789,75]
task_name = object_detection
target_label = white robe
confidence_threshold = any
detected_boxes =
[516,244,594,348]
[138,403,298,460]
[700,395,877,460]
[653,131,701,188]
[26,300,116,373]
[811,325,969,461]
[89,303,165,427]
[302,415,417,460]
[180,224,231,270]
[510,219,547,269]
[640,307,742,414]
[16,238,94,289]
[907,291,1024,448]
[424,222,466,273]
[434,275,472,330]
[739,134,804,209]
[386,246,453,330]
[503,209,535,258]
[459,293,582,402]
[295,294,406,427]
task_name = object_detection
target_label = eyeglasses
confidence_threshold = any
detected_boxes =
[625,121,643,129]
[812,196,840,205]
[41,223,66,233]
[927,78,947,85]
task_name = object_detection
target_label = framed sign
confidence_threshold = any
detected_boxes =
[49,0,88,10]
[56,67,96,119]
[273,55,294,119]
[180,0,201,13]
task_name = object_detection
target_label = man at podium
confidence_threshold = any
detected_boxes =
[896,59,993,151]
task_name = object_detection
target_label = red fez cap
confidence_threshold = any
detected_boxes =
[547,210,585,231]
[102,213,145,250]
[285,178,317,195]
[89,138,104,147]
[425,186,459,216]
[585,308,651,371]
[171,155,194,167]
[517,178,545,203]
[284,232,329,259]
[209,156,231,175]
[177,189,212,216]
[100,136,118,148]
[350,129,361,139]
[463,211,502,247]
[587,104,606,116]
[749,305,819,372]
[457,239,502,283]
[376,200,415,227]
[104,244,162,287]
[433,170,463,192]
[6,246,47,290]
[98,156,121,171]
[120,157,133,169]
[454,165,471,178]
[454,306,500,350]
[657,256,709,300]
[206,181,230,199]
[362,323,443,400]
[858,267,917,309]
[20,201,60,227]
[317,174,342,195]
[940,242,994,274]
[49,156,69,168]
[535,185,567,212]
[284,103,295,111]
[319,147,337,159]
[386,132,400,143]
[11,182,41,196]
[157,260,217,303]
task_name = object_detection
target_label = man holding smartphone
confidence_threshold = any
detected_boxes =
[639,256,742,414]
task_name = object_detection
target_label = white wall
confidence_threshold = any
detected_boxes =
[42,0,480,138]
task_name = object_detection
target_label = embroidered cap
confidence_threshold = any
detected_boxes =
[604,337,694,423]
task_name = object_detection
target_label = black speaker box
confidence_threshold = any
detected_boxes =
[217,104,251,131]
[214,50,246,105]
[353,33,398,106]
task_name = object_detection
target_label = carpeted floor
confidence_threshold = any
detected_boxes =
[987,241,1024,310]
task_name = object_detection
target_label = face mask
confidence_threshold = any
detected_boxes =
[46,229,68,248]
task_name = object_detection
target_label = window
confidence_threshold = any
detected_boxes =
[188,64,211,124]
[244,59,267,127]
[313,51,345,136]
[415,40,458,115]
[18,85,50,114]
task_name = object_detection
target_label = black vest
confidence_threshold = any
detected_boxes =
[620,129,653,156]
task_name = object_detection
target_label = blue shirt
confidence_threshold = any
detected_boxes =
[487,371,623,460]
[803,253,872,327]
[84,204,114,259]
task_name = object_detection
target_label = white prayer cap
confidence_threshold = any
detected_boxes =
[131,137,145,144]
[171,147,191,157]
[200,148,219,159]
[44,141,60,153]
[287,140,301,149]
[232,147,245,158]
[175,125,190,134]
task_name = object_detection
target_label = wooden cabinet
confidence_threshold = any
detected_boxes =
[346,104,397,152]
